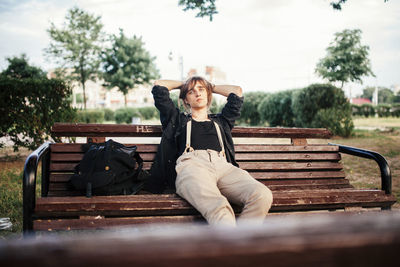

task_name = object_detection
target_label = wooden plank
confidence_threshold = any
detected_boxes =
[238,162,343,171]
[33,216,204,231]
[250,171,346,179]
[51,123,333,139]
[234,144,339,152]
[35,190,396,217]
[50,162,153,172]
[51,152,156,162]
[47,178,352,192]
[235,153,340,161]
[50,152,340,162]
[51,143,159,153]
[5,212,400,266]
[49,171,346,183]
[51,143,338,153]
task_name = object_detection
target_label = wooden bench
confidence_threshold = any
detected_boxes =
[23,123,396,233]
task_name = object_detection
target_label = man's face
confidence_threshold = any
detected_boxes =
[185,81,208,109]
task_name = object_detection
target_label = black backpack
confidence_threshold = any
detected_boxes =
[70,139,149,197]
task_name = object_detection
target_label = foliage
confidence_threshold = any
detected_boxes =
[2,54,47,79]
[76,109,105,123]
[315,29,374,89]
[330,0,389,10]
[361,86,394,104]
[292,84,353,137]
[137,107,159,120]
[115,108,142,124]
[376,104,391,118]
[0,76,76,151]
[392,104,400,117]
[45,7,105,109]
[104,108,115,121]
[237,92,269,126]
[360,103,375,117]
[351,104,362,116]
[178,0,217,21]
[258,90,296,127]
[102,29,159,106]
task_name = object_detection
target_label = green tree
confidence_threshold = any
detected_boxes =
[330,0,389,10]
[2,54,46,79]
[102,29,160,106]
[258,90,296,127]
[1,57,76,150]
[361,86,395,104]
[178,0,217,21]
[45,7,105,109]
[315,29,374,89]
[292,84,354,137]
[237,92,269,126]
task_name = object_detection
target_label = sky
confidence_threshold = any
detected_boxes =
[0,0,399,97]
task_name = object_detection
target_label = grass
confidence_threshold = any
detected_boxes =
[0,117,399,239]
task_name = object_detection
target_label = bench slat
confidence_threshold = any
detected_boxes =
[50,143,339,153]
[49,171,346,184]
[50,152,341,163]
[33,216,204,231]
[49,161,343,172]
[51,123,332,139]
[35,190,396,218]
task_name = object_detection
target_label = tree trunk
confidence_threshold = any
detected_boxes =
[82,81,87,110]
[340,81,344,89]
[124,94,127,107]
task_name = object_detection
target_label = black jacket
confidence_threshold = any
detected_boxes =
[144,85,244,193]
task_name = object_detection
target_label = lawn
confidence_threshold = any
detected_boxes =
[1,117,399,239]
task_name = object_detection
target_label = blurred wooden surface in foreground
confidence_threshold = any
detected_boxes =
[1,211,400,267]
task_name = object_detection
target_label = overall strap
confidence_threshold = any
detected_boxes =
[184,120,194,153]
[213,121,226,157]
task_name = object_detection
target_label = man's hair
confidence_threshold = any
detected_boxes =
[179,76,213,111]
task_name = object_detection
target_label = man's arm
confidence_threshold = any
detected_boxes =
[213,84,243,97]
[154,80,183,91]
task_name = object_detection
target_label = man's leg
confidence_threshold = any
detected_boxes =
[217,164,273,224]
[175,152,236,226]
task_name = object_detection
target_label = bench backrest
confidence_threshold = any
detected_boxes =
[46,123,346,197]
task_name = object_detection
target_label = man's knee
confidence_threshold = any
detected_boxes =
[253,184,273,213]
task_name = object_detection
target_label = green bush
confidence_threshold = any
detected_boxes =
[258,90,296,127]
[0,76,76,150]
[360,103,375,117]
[391,104,400,117]
[137,106,159,120]
[115,107,141,124]
[77,109,105,123]
[376,104,391,117]
[103,108,115,121]
[237,91,269,126]
[292,84,353,137]
[351,104,362,116]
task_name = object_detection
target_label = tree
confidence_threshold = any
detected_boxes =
[178,0,217,21]
[330,0,389,10]
[2,54,47,79]
[45,7,105,109]
[101,29,159,106]
[237,92,269,126]
[292,84,353,137]
[315,29,374,89]
[0,56,76,151]
[361,86,394,104]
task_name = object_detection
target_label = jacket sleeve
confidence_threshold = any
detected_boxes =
[152,85,179,129]
[220,93,244,129]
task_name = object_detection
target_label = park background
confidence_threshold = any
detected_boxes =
[1,0,399,237]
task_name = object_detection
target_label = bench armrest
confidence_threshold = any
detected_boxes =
[328,143,392,195]
[23,142,52,233]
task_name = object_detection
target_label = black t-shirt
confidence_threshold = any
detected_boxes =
[178,119,222,156]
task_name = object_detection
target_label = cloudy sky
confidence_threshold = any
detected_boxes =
[0,0,399,96]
